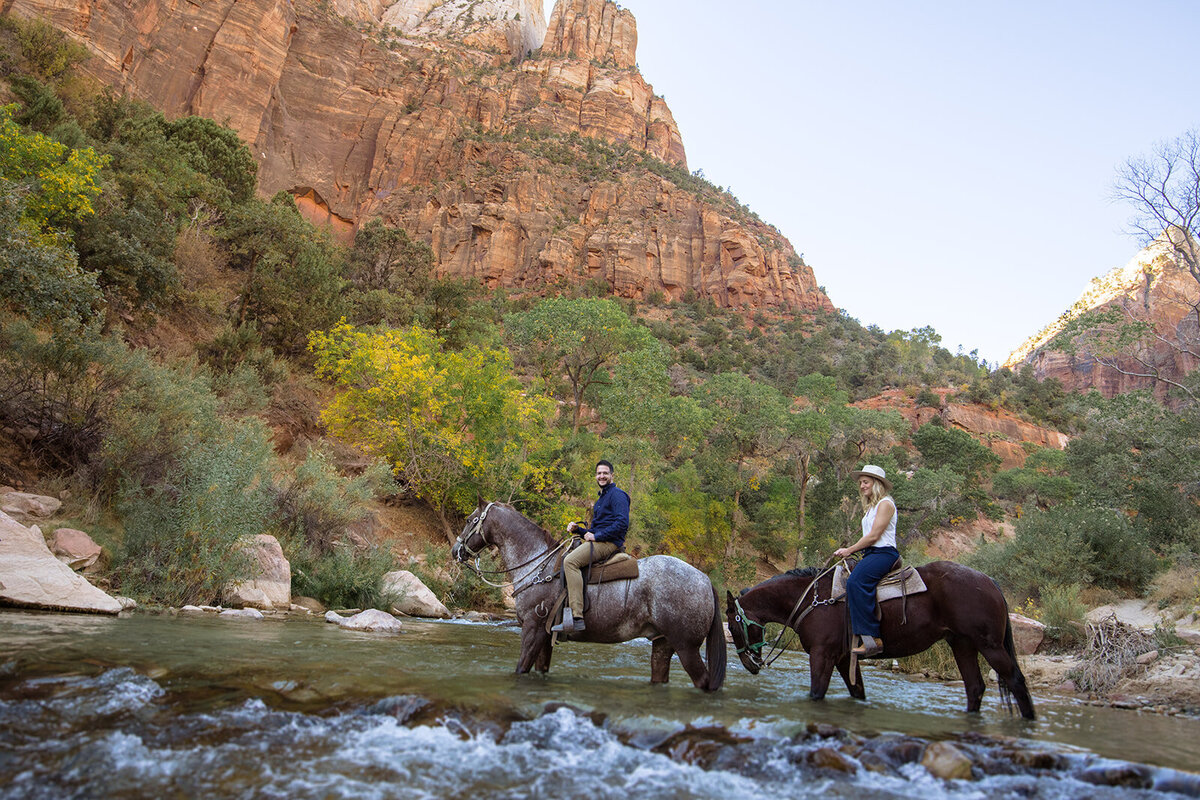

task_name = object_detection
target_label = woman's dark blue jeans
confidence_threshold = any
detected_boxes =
[847,546,900,638]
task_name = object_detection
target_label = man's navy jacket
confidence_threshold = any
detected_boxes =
[590,483,630,548]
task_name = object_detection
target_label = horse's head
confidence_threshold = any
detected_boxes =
[726,590,766,674]
[452,501,495,562]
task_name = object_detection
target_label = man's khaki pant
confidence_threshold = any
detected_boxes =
[563,540,619,617]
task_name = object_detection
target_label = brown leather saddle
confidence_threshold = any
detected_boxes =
[544,548,639,634]
[831,558,927,619]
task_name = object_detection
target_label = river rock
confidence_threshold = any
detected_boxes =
[1008,612,1045,655]
[0,491,62,517]
[219,607,264,619]
[50,528,103,571]
[382,570,451,618]
[921,741,974,781]
[224,534,291,609]
[807,746,856,773]
[326,609,404,633]
[0,511,122,614]
[292,596,326,614]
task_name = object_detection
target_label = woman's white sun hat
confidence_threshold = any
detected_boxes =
[851,464,892,493]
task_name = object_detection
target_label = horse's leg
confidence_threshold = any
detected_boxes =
[808,649,838,699]
[834,654,866,699]
[947,634,986,713]
[516,623,549,674]
[977,640,1036,720]
[673,643,709,690]
[534,637,554,673]
[650,637,674,684]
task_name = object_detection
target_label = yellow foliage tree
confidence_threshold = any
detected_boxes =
[310,322,560,541]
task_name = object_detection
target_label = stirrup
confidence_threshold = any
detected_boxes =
[550,607,575,632]
[852,635,883,657]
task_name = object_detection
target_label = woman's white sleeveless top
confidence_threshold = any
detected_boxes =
[861,497,898,549]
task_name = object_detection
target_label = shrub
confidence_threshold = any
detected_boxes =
[969,504,1155,601]
[273,447,393,555]
[289,544,398,611]
[113,421,274,606]
[1039,583,1087,649]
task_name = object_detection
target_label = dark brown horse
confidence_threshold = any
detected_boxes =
[726,561,1035,719]
[452,501,726,691]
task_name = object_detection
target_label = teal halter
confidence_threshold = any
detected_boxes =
[731,597,767,665]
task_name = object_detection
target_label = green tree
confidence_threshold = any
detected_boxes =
[221,193,347,354]
[505,297,655,432]
[310,322,561,540]
[693,372,789,539]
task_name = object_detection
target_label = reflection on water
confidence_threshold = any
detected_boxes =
[1,610,1198,799]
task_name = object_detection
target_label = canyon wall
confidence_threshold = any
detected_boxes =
[5,0,831,311]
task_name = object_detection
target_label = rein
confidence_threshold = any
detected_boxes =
[455,503,571,596]
[745,562,843,669]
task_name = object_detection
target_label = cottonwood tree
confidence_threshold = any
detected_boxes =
[310,322,560,542]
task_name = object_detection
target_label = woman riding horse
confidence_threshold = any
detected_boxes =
[834,465,900,657]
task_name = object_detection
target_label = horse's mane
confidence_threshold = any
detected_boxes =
[490,502,557,548]
[784,566,823,579]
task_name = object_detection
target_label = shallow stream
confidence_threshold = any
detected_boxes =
[2,610,1198,798]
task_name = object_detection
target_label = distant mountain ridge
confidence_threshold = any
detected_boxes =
[8,0,832,312]
[1004,234,1199,402]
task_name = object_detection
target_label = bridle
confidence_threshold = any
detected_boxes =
[454,502,571,597]
[730,596,768,668]
[733,563,843,669]
[454,502,496,559]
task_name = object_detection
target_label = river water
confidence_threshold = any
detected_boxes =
[2,610,1198,799]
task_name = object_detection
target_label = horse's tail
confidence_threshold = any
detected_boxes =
[703,583,728,692]
[994,578,1036,720]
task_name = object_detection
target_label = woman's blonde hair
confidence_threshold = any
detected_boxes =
[860,476,890,513]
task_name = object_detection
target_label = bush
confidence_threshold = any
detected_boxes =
[273,448,393,555]
[113,421,274,606]
[289,544,398,610]
[1039,583,1087,649]
[969,504,1156,601]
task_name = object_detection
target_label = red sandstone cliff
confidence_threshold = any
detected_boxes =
[6,0,832,311]
[855,389,1068,469]
[1004,236,1199,404]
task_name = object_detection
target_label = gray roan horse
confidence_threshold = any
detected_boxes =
[452,501,726,691]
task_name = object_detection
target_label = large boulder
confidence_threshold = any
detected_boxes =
[1009,612,1046,655]
[382,570,451,618]
[224,534,291,609]
[0,491,62,518]
[50,528,103,571]
[0,511,122,614]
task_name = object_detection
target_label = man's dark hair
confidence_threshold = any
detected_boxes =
[596,459,615,472]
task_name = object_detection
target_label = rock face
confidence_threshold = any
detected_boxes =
[854,389,1068,469]
[1005,236,1200,405]
[9,0,831,313]
[0,511,123,614]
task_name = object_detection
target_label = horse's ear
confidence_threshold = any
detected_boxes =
[475,492,485,509]
[725,590,736,609]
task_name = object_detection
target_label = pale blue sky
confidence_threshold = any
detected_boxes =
[612,1,1199,365]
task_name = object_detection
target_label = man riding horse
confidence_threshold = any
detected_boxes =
[552,459,630,633]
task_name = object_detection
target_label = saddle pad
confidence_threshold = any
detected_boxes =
[544,554,639,633]
[830,564,927,603]
[587,552,639,583]
[553,549,640,584]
